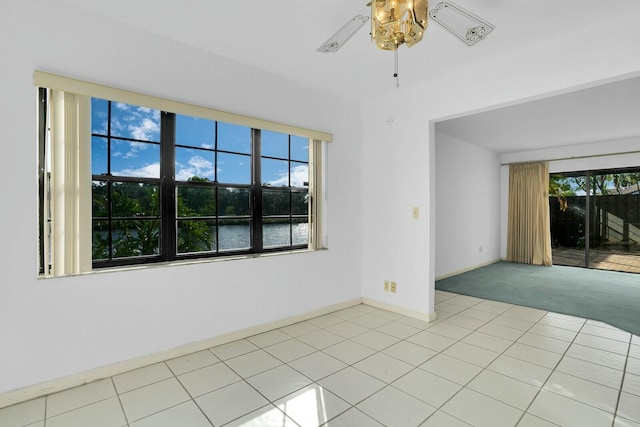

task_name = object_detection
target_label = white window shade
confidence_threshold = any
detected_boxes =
[48,90,92,276]
[309,139,327,250]
[34,71,333,143]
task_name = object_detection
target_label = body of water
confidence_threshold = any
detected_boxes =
[95,222,309,258]
[218,223,308,250]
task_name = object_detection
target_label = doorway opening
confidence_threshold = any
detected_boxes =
[549,167,640,273]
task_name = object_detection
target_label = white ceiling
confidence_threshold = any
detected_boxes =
[436,75,640,153]
[55,0,640,153]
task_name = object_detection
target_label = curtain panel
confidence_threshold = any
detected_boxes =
[507,162,552,266]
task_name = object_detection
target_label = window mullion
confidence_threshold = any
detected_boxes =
[214,122,219,252]
[161,112,176,260]
[252,129,263,252]
[38,88,48,275]
[288,135,293,246]
[106,102,113,261]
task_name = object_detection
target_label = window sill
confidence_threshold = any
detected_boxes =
[38,247,327,279]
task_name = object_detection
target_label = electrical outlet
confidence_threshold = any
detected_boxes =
[384,280,390,292]
[390,281,397,293]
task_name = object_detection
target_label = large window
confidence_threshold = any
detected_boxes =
[36,72,329,276]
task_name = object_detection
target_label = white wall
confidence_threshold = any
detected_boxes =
[0,0,363,395]
[434,133,501,278]
[359,103,432,316]
[360,5,640,317]
[499,137,640,257]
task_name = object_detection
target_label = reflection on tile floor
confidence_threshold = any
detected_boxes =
[2,291,640,426]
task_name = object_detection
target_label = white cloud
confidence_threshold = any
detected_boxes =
[176,155,216,181]
[175,169,196,181]
[114,163,160,178]
[110,103,160,142]
[130,118,160,141]
[188,156,213,171]
[123,141,150,159]
[290,165,309,187]
[92,110,108,134]
[266,164,308,187]
[111,117,124,135]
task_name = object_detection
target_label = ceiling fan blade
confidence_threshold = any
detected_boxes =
[429,1,494,46]
[317,8,370,53]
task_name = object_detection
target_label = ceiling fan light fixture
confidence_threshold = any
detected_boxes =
[317,14,370,53]
[429,1,494,46]
[371,0,429,50]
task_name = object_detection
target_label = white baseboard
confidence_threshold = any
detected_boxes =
[435,258,502,281]
[0,298,362,409]
[362,298,437,322]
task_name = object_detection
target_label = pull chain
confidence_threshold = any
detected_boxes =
[394,49,400,87]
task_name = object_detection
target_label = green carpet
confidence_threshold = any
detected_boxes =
[436,261,640,337]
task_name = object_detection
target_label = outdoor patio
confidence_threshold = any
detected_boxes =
[553,247,640,274]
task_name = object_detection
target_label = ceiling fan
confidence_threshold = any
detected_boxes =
[317,0,495,54]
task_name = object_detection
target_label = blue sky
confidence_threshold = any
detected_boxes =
[91,99,309,187]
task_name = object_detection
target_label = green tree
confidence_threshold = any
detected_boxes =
[93,173,313,259]
[92,182,160,259]
[612,172,640,194]
[549,176,575,211]
[176,177,215,253]
[571,173,640,196]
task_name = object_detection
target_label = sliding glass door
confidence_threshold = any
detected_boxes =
[549,172,587,268]
[550,168,640,273]
[588,170,640,271]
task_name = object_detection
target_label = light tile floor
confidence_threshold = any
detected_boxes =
[2,290,640,426]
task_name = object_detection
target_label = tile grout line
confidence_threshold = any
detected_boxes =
[542,352,629,398]
[164,358,217,427]
[280,306,445,425]
[517,318,632,422]
[437,298,626,424]
[509,314,580,426]
[41,380,125,425]
[515,317,597,426]
[418,297,532,425]
[111,377,130,427]
[453,306,544,424]
[215,362,280,426]
[214,344,309,426]
[346,325,439,426]
[119,361,197,426]
[293,310,416,424]
[610,335,633,427]
[43,393,47,427]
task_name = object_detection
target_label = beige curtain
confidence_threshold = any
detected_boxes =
[507,162,552,266]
